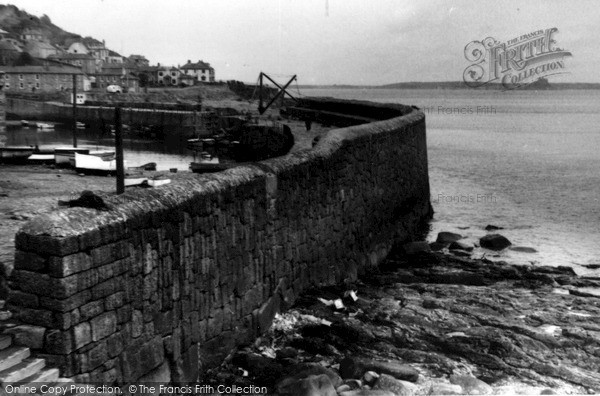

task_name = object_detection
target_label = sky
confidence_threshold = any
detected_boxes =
[7,0,600,85]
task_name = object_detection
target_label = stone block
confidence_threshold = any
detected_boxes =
[90,311,117,342]
[11,306,55,327]
[78,341,108,373]
[107,330,124,358]
[39,290,91,313]
[44,329,74,354]
[14,251,47,272]
[79,300,104,322]
[139,337,165,375]
[7,290,39,308]
[48,252,93,277]
[73,322,92,350]
[105,291,125,310]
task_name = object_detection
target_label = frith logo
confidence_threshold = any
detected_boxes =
[463,28,572,89]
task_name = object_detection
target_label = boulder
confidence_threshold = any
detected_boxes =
[436,232,462,244]
[373,374,416,396]
[429,242,446,251]
[429,382,463,395]
[403,241,431,255]
[277,374,337,396]
[280,363,343,388]
[448,241,474,251]
[479,234,511,250]
[449,375,492,395]
[339,357,419,382]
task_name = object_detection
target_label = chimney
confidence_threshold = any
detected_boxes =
[187,60,191,64]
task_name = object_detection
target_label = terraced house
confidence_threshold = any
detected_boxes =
[1,62,88,92]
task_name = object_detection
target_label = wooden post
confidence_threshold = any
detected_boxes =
[114,106,125,194]
[72,74,78,148]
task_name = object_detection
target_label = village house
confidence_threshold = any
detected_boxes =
[47,53,97,74]
[24,40,60,59]
[128,54,149,67]
[180,59,215,82]
[90,63,139,92]
[66,38,109,62]
[136,65,160,86]
[107,50,123,64]
[1,62,89,93]
[156,66,182,85]
[0,40,21,66]
[20,28,43,42]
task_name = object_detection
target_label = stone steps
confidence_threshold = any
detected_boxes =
[0,313,78,396]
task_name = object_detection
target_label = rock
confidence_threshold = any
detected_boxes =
[509,246,538,253]
[339,357,419,382]
[373,374,416,396]
[281,363,343,389]
[337,385,352,393]
[429,383,463,395]
[277,374,337,396]
[448,241,474,251]
[363,371,379,385]
[232,351,284,384]
[449,375,492,395]
[485,224,504,231]
[429,242,446,251]
[343,379,362,390]
[436,232,462,244]
[403,242,431,255]
[479,234,511,250]
[540,389,556,395]
[451,250,471,257]
[276,346,299,360]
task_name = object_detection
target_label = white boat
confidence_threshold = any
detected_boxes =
[36,123,55,130]
[74,152,126,174]
[147,179,170,187]
[54,147,91,166]
[28,154,55,163]
[69,151,115,167]
[125,178,148,187]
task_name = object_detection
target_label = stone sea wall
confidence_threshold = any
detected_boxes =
[8,99,431,384]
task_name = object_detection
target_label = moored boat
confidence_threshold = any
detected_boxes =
[0,146,36,163]
[54,147,91,166]
[69,151,115,168]
[74,152,125,174]
[27,154,55,164]
[36,122,55,130]
[127,162,157,171]
[189,156,232,173]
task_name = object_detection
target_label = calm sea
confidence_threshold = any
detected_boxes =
[303,88,600,274]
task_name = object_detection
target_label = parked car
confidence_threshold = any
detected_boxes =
[106,85,123,93]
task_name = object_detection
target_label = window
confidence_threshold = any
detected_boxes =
[4,83,9,89]
[19,74,23,80]
[171,72,176,77]
[35,82,40,89]
[4,74,8,80]
[19,82,24,89]
[35,74,40,80]
[158,72,163,76]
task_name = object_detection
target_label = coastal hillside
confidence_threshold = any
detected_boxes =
[0,4,83,47]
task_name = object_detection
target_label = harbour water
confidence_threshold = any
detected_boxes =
[3,124,196,171]
[303,88,600,274]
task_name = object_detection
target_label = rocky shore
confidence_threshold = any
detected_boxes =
[202,247,600,395]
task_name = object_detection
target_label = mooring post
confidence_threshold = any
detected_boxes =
[72,74,78,148]
[115,106,125,194]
